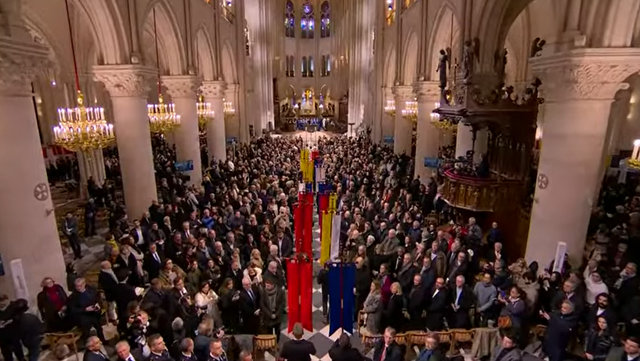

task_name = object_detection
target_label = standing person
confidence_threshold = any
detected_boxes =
[64,211,82,259]
[85,198,97,237]
[448,275,473,329]
[207,338,228,361]
[317,262,331,322]
[148,334,175,361]
[540,301,578,361]
[177,338,197,361]
[238,277,260,334]
[584,316,616,361]
[372,327,403,361]
[362,281,382,335]
[67,278,105,342]
[0,295,24,361]
[474,272,497,327]
[382,282,405,332]
[37,277,69,332]
[14,299,44,361]
[604,337,639,361]
[260,279,285,341]
[280,323,316,361]
[115,341,143,361]
[426,277,448,331]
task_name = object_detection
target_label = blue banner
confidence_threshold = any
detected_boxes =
[383,135,394,144]
[328,263,356,335]
[175,160,194,172]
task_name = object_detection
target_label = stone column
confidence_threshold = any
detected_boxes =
[201,80,227,162]
[163,75,202,186]
[526,49,640,267]
[77,149,106,199]
[392,85,414,155]
[94,65,158,219]
[0,36,66,303]
[225,83,240,141]
[381,87,394,141]
[414,81,440,183]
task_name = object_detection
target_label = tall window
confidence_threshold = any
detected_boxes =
[321,55,331,76]
[302,56,308,77]
[285,1,295,37]
[301,1,314,39]
[221,0,234,23]
[286,56,295,77]
[385,0,395,25]
[244,24,251,56]
[320,1,330,38]
[309,56,314,77]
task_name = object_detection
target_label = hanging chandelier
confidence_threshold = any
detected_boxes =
[223,99,236,120]
[430,102,457,132]
[384,99,396,117]
[53,0,115,152]
[401,100,418,123]
[147,8,181,134]
[197,95,214,130]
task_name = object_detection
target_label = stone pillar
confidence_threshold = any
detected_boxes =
[201,80,227,162]
[94,65,158,219]
[526,49,640,267]
[0,36,66,303]
[414,81,440,183]
[163,75,202,186]
[381,87,394,141]
[225,84,240,141]
[392,85,414,155]
[455,123,474,158]
[77,149,106,199]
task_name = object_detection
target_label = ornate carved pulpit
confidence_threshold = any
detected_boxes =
[433,56,543,258]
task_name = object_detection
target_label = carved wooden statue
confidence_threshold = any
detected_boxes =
[436,49,449,90]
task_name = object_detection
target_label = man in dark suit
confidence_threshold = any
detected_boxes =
[206,338,228,361]
[448,275,473,329]
[372,327,403,361]
[396,253,417,295]
[280,323,316,361]
[419,257,436,292]
[83,336,108,361]
[63,212,82,259]
[226,260,244,290]
[274,230,293,258]
[144,242,164,281]
[67,278,105,342]
[426,277,448,331]
[98,261,119,309]
[115,340,143,361]
[408,274,428,330]
[238,277,260,334]
[551,280,584,316]
[586,292,617,328]
[355,257,372,317]
[148,334,174,361]
[130,219,150,251]
[446,251,468,286]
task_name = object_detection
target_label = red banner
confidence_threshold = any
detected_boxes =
[302,193,313,258]
[286,259,301,333]
[318,193,329,230]
[300,260,313,331]
[293,200,303,252]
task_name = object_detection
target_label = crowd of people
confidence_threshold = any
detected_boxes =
[1,133,639,361]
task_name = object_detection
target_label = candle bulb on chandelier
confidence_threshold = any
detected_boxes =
[633,139,640,161]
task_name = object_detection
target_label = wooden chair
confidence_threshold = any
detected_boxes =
[395,333,407,345]
[436,331,452,355]
[405,331,428,349]
[449,329,475,355]
[253,334,278,358]
[43,331,81,361]
[360,333,382,354]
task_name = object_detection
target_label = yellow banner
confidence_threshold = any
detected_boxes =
[320,211,332,264]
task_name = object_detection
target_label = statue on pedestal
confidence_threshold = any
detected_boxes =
[436,49,449,91]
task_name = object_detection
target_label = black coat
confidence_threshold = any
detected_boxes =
[144,252,164,281]
[426,288,448,331]
[584,329,615,361]
[238,287,260,334]
[372,340,403,361]
[280,339,316,361]
[383,294,406,331]
[447,286,474,329]
[585,305,617,329]
[218,290,240,333]
[83,351,108,361]
[37,285,68,332]
[407,283,428,329]
[328,342,365,361]
[98,271,119,302]
[396,265,417,295]
[67,287,101,323]
[543,312,578,361]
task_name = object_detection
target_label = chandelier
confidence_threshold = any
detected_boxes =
[384,99,396,117]
[53,91,115,151]
[53,0,115,152]
[402,100,418,123]
[430,102,457,131]
[197,94,214,130]
[148,94,180,134]
[629,139,640,169]
[223,99,236,120]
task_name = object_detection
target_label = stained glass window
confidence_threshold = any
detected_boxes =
[320,1,330,38]
[301,0,314,39]
[285,1,295,37]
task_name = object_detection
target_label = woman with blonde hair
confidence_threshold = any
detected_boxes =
[383,282,406,332]
[362,280,382,335]
[249,248,264,269]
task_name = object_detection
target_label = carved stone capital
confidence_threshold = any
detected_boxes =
[201,80,226,99]
[413,81,440,102]
[162,75,200,99]
[392,85,415,102]
[0,36,51,95]
[93,65,156,97]
[530,48,640,101]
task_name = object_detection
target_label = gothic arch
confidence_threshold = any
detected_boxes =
[427,3,461,82]
[383,47,396,87]
[221,41,237,84]
[402,30,418,85]
[141,0,187,75]
[195,26,215,81]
